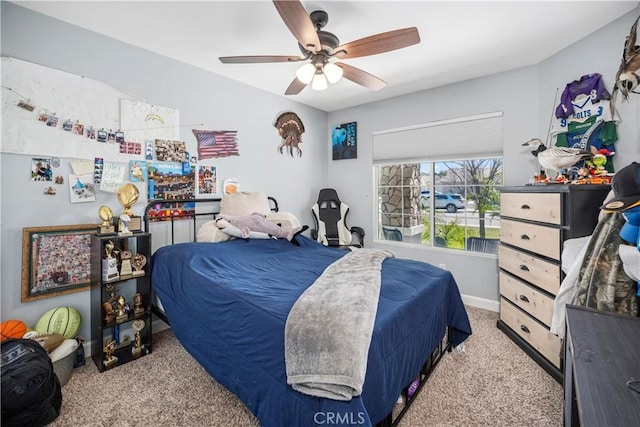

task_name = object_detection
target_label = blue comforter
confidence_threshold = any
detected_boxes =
[152,235,471,427]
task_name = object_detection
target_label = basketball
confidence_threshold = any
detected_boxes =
[35,307,82,339]
[0,319,27,341]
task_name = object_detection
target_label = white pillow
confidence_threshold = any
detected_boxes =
[266,211,301,232]
[220,192,271,217]
[196,220,233,243]
[197,192,273,242]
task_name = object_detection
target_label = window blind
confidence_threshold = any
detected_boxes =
[372,112,503,163]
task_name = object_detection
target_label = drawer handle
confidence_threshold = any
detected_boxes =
[520,234,530,240]
[519,264,530,272]
[519,295,530,303]
[520,204,531,210]
[520,325,531,334]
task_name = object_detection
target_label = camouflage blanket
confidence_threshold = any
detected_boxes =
[572,212,638,315]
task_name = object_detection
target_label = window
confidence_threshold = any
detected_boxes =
[376,158,503,253]
[373,112,503,254]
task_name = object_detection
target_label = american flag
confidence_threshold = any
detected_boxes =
[193,130,240,159]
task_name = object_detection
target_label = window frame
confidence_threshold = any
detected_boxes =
[374,156,503,255]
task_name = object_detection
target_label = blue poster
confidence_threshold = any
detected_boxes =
[332,122,357,160]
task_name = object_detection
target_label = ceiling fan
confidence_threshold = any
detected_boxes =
[219,0,421,95]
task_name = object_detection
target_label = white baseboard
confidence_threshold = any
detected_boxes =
[461,294,499,312]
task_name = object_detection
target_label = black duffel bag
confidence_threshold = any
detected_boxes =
[1,338,62,427]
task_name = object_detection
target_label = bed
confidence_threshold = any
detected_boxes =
[145,197,472,427]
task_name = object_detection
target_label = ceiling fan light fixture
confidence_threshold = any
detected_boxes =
[296,63,316,84]
[323,62,343,83]
[311,72,328,91]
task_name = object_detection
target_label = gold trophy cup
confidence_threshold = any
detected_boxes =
[98,205,115,234]
[117,183,141,233]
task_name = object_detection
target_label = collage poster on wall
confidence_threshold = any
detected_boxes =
[197,166,217,195]
[147,162,195,221]
[331,122,357,160]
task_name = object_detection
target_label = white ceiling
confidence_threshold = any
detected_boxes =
[14,1,639,112]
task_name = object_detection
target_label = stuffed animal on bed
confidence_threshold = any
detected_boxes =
[216,212,302,241]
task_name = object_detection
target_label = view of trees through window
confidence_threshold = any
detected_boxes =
[376,157,503,254]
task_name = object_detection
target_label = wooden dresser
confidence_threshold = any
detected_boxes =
[497,185,610,381]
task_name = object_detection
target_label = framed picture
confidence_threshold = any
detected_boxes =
[332,121,357,160]
[22,224,97,302]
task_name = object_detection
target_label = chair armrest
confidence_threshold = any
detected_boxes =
[310,228,318,240]
[349,226,365,248]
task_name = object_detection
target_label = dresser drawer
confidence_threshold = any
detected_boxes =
[498,245,561,295]
[499,271,555,327]
[500,219,561,260]
[501,192,562,225]
[500,298,562,368]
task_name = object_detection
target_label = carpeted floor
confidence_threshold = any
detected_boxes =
[49,306,562,426]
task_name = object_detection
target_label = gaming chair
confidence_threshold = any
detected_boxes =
[311,188,365,248]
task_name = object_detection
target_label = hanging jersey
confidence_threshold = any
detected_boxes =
[551,98,618,173]
[550,98,618,138]
[555,73,610,118]
[554,117,616,149]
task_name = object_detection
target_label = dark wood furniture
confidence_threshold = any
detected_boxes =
[564,305,640,426]
[90,232,152,371]
[497,185,610,382]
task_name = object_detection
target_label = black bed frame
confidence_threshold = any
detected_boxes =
[142,197,453,427]
[142,196,279,324]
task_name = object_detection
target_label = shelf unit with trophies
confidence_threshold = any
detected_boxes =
[90,231,152,372]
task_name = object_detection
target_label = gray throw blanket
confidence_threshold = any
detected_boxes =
[285,249,394,401]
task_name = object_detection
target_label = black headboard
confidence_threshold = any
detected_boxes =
[142,197,279,246]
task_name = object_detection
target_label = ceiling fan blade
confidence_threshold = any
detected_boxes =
[336,63,387,91]
[333,27,420,59]
[219,55,303,64]
[273,0,321,52]
[285,77,307,95]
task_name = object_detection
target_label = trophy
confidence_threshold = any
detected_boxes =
[119,250,133,277]
[102,240,120,282]
[131,253,147,277]
[118,213,132,236]
[116,183,141,233]
[102,301,114,322]
[131,319,145,357]
[133,292,145,314]
[115,295,128,322]
[97,205,115,234]
[103,339,118,367]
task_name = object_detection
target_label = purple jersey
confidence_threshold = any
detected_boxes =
[555,73,611,118]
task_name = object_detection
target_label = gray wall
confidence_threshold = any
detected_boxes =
[0,2,327,339]
[2,2,639,336]
[327,9,640,306]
